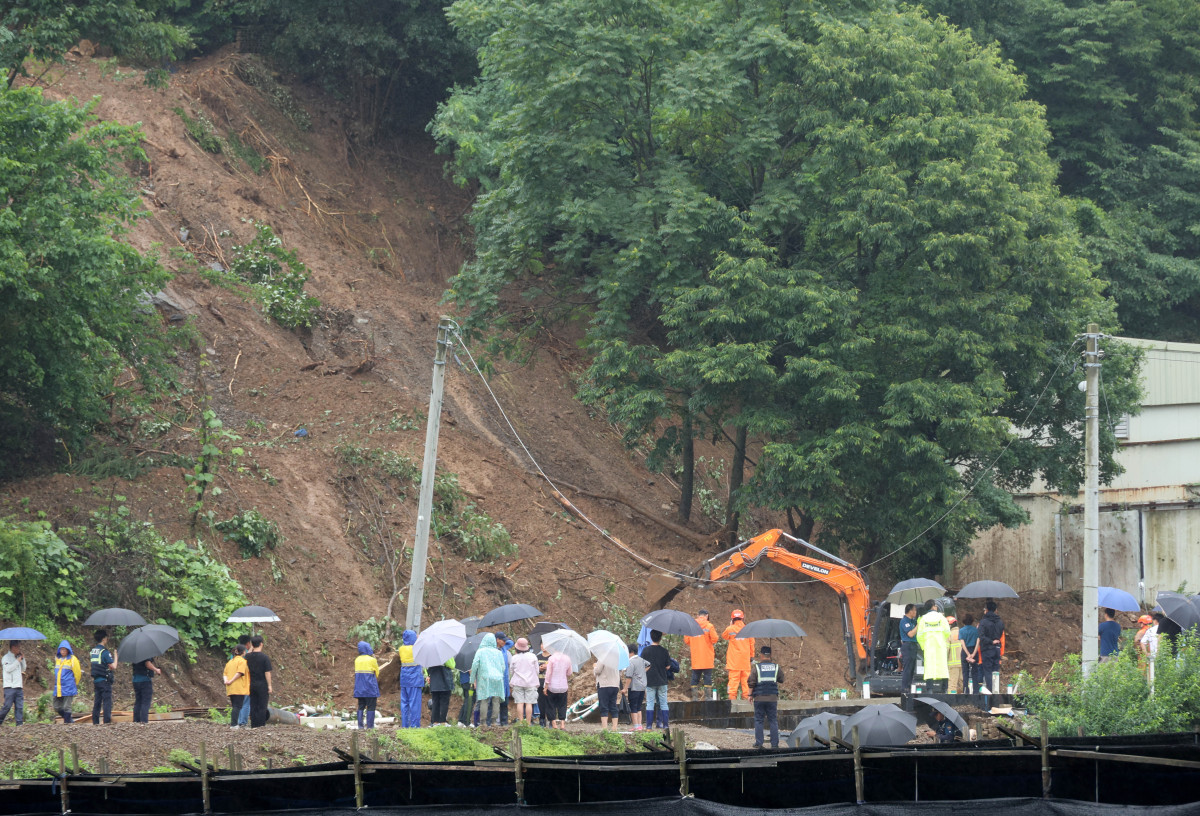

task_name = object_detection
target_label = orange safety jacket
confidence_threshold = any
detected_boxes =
[722,621,755,672]
[684,618,719,670]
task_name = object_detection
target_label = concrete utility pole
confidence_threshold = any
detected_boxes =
[405,316,454,632]
[1082,323,1101,674]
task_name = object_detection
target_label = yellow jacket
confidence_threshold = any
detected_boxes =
[916,611,951,680]
[224,655,249,696]
[54,654,82,697]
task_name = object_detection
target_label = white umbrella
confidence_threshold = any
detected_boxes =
[587,630,630,670]
[413,619,467,667]
[541,629,591,671]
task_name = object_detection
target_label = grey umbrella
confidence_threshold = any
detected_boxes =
[84,608,148,627]
[887,578,946,606]
[460,616,483,637]
[226,605,281,623]
[454,632,489,669]
[480,603,542,628]
[735,619,807,639]
[955,580,1019,600]
[844,704,917,746]
[527,621,568,652]
[117,624,180,664]
[1155,592,1200,630]
[787,712,847,748]
[640,609,703,636]
[914,697,968,735]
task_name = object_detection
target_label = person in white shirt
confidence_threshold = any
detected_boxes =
[1,641,27,725]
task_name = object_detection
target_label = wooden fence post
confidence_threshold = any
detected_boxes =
[852,725,864,804]
[672,727,688,796]
[1041,719,1051,798]
[513,731,525,804]
[352,730,364,809]
[200,742,210,814]
[58,749,69,815]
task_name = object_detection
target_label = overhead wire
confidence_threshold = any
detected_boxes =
[450,328,1083,586]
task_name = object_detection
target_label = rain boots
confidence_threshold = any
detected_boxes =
[659,708,670,730]
[703,685,714,701]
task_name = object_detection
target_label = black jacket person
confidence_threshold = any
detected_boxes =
[748,646,784,749]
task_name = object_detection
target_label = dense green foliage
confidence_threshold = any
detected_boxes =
[433,0,1141,569]
[0,87,179,476]
[214,508,282,558]
[0,518,90,622]
[1018,635,1200,736]
[229,221,321,329]
[923,0,1200,339]
[1,0,190,88]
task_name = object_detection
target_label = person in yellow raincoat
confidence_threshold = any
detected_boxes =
[945,616,960,693]
[52,641,82,723]
[722,610,755,700]
[915,601,951,693]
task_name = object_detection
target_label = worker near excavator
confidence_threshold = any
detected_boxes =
[900,604,918,692]
[722,610,754,700]
[684,609,719,701]
[915,600,951,693]
[748,645,783,749]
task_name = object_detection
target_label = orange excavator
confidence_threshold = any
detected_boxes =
[646,528,925,694]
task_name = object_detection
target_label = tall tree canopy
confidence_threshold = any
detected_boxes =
[434,0,1140,571]
[0,87,175,473]
[923,0,1200,339]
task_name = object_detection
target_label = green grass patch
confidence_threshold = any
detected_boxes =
[381,727,497,761]
[513,724,626,756]
[4,751,94,779]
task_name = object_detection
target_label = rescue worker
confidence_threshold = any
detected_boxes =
[89,630,117,724]
[721,610,754,700]
[899,604,918,693]
[977,601,1005,690]
[1135,614,1154,657]
[915,600,950,693]
[397,630,427,728]
[748,645,783,749]
[354,641,380,729]
[944,616,960,693]
[683,608,719,701]
[53,641,82,723]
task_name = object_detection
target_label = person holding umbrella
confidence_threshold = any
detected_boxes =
[748,645,784,749]
[53,641,82,723]
[683,609,719,701]
[915,600,951,693]
[354,641,380,729]
[130,656,162,723]
[1,641,26,725]
[245,635,273,728]
[89,630,117,725]
[641,629,672,730]
[722,610,754,700]
[977,601,1005,690]
[1099,608,1122,661]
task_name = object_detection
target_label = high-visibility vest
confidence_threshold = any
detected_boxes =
[751,661,779,696]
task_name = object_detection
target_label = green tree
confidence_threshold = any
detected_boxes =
[434,0,1141,570]
[1,0,191,88]
[0,87,176,474]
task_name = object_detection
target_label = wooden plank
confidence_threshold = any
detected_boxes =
[1051,749,1200,770]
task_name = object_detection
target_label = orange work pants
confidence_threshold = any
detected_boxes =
[727,669,750,700]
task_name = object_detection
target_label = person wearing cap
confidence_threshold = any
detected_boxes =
[915,600,950,693]
[900,604,919,693]
[508,638,539,724]
[684,609,719,701]
[748,645,783,749]
[722,610,754,700]
[1135,614,1154,658]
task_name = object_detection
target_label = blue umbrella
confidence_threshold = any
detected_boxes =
[0,627,46,640]
[1097,586,1140,612]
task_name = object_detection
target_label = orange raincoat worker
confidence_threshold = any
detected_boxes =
[722,610,755,700]
[683,609,719,700]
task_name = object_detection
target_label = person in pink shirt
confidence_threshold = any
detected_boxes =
[542,647,574,730]
[509,638,540,724]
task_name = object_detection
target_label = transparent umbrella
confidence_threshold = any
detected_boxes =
[587,630,630,670]
[542,629,591,671]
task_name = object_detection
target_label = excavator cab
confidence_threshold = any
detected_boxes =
[862,597,957,695]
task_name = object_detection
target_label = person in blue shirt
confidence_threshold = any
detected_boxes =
[899,604,918,693]
[957,614,981,692]
[1098,608,1122,660]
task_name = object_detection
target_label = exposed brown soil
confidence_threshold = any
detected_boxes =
[0,47,1098,768]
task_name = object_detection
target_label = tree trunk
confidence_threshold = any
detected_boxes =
[725,425,747,540]
[677,409,694,523]
[787,506,815,541]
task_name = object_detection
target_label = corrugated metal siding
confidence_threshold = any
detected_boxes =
[1113,336,1200,407]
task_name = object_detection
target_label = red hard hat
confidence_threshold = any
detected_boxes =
[731,609,744,620]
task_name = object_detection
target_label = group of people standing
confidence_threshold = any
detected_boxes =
[900,600,1006,693]
[221,635,273,727]
[681,609,756,701]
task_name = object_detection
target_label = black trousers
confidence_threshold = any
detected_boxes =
[900,642,917,692]
[133,681,153,723]
[980,646,1001,685]
[249,685,270,728]
[753,699,779,748]
[430,691,451,724]
[228,695,245,726]
[92,680,113,724]
[457,686,476,726]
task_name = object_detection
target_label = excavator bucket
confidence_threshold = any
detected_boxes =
[645,573,686,611]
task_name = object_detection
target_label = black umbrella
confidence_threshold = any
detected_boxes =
[480,603,542,628]
[460,616,483,637]
[527,621,569,652]
[914,697,968,735]
[844,704,917,746]
[735,619,807,639]
[225,605,281,623]
[955,580,1019,600]
[454,632,490,669]
[118,624,180,664]
[887,578,946,606]
[84,608,148,627]
[640,609,703,636]
[1155,592,1200,630]
[787,712,847,748]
